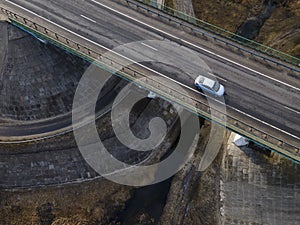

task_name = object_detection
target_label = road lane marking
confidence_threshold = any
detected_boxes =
[89,0,300,92]
[284,106,300,115]
[4,0,300,140]
[215,76,227,82]
[4,1,202,94]
[208,72,227,82]
[141,42,158,51]
[80,14,97,23]
[231,106,300,140]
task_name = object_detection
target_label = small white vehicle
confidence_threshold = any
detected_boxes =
[194,75,225,97]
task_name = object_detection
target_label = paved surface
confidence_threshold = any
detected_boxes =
[220,133,300,224]
[0,22,129,139]
[0,22,7,76]
[0,87,180,188]
[0,22,89,121]
[0,0,298,152]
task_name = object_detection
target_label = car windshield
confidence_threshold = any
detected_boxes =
[213,82,220,91]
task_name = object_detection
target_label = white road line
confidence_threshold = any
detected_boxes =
[80,14,97,23]
[216,76,227,82]
[141,42,158,51]
[284,106,300,115]
[208,72,227,82]
[4,0,300,139]
[231,106,300,140]
[4,0,201,94]
[90,0,300,92]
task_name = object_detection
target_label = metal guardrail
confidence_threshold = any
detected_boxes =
[0,7,299,162]
[120,0,300,72]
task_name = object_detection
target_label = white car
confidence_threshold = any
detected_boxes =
[194,75,225,97]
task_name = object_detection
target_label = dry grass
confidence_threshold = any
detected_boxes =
[191,0,264,32]
[0,179,132,225]
[256,0,300,57]
[190,0,300,57]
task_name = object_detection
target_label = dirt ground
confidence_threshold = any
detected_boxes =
[0,179,132,225]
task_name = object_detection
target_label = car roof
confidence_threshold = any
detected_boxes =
[196,75,205,83]
[203,78,215,89]
[196,75,215,89]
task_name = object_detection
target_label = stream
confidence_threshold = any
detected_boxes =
[237,0,278,40]
[117,178,172,225]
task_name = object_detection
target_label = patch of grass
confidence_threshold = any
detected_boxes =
[165,0,174,8]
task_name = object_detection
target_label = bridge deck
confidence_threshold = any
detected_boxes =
[0,0,299,162]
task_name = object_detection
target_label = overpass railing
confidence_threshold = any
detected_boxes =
[120,0,300,72]
[0,7,299,162]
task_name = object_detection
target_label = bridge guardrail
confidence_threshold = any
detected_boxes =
[0,7,299,162]
[119,0,300,73]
